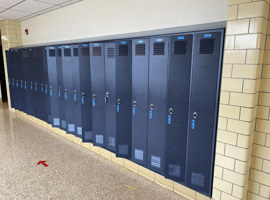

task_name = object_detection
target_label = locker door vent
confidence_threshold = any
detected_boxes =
[84,131,93,140]
[73,48,78,57]
[199,38,215,54]
[49,50,56,57]
[77,127,82,136]
[81,48,90,56]
[135,44,145,56]
[95,134,104,144]
[61,120,66,128]
[109,136,116,147]
[191,172,205,188]
[93,47,101,56]
[174,41,188,55]
[135,149,144,161]
[153,42,165,55]
[107,48,115,58]
[53,118,60,126]
[119,144,128,155]
[151,155,161,168]
[68,124,75,132]
[64,49,71,57]
[118,45,129,56]
[58,49,62,57]
[168,164,181,178]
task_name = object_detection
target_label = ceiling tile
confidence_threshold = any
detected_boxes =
[34,0,70,5]
[60,0,82,7]
[0,7,6,12]
[0,0,24,9]
[11,0,54,13]
[0,9,32,20]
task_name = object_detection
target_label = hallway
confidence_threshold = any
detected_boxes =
[0,103,183,200]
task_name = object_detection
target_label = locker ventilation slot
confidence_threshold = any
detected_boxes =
[107,48,115,58]
[64,49,71,57]
[81,48,90,56]
[151,155,161,168]
[77,127,82,136]
[191,172,205,188]
[135,149,144,161]
[95,135,104,144]
[61,120,66,128]
[119,144,128,155]
[53,118,60,126]
[199,38,215,54]
[109,136,116,147]
[73,48,78,57]
[153,42,165,55]
[68,124,75,132]
[168,164,181,178]
[49,50,56,57]
[135,44,145,56]
[174,41,188,55]
[93,47,101,56]
[118,45,128,56]
[84,131,92,140]
[58,49,62,57]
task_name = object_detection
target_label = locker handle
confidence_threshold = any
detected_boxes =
[106,92,109,97]
[105,96,108,103]
[133,101,136,107]
[117,99,121,105]
[193,112,198,119]
[150,104,154,110]
[169,108,173,115]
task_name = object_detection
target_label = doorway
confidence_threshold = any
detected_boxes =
[0,42,8,102]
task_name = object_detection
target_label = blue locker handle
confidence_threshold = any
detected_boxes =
[65,93,67,100]
[92,99,95,107]
[35,86,37,91]
[9,81,10,85]
[117,105,120,112]
[21,83,23,88]
[58,91,61,97]
[41,87,43,93]
[25,84,27,90]
[133,107,135,115]
[31,85,32,90]
[50,90,53,96]
[149,110,152,119]
[81,97,84,104]
[12,82,14,87]
[168,115,171,124]
[45,88,47,94]
[191,119,195,129]
[74,94,76,102]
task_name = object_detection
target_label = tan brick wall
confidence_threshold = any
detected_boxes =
[247,2,270,199]
[0,19,22,108]
[213,0,270,200]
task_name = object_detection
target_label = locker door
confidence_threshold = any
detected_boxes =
[131,38,149,166]
[13,50,20,110]
[186,30,224,196]
[165,34,193,183]
[42,47,50,124]
[47,47,60,127]
[22,49,31,115]
[115,40,132,158]
[28,49,36,117]
[72,44,82,138]
[6,50,15,109]
[147,36,169,175]
[62,45,75,134]
[57,46,66,130]
[90,42,106,147]
[105,42,116,152]
[18,49,25,112]
[79,44,92,142]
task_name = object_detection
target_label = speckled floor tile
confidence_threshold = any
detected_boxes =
[0,103,185,200]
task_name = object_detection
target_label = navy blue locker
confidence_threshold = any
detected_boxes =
[13,50,21,110]
[78,44,92,142]
[186,30,224,196]
[47,46,61,127]
[165,34,193,183]
[115,40,132,158]
[72,45,82,137]
[131,38,149,166]
[90,42,106,147]
[6,50,15,109]
[147,36,169,175]
[42,47,50,124]
[17,49,25,112]
[105,42,116,152]
[56,46,66,130]
[62,45,76,134]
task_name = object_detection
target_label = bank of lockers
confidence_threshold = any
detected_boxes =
[6,29,224,197]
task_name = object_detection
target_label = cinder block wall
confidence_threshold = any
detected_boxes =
[0,19,22,108]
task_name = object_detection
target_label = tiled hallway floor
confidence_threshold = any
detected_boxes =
[0,103,184,200]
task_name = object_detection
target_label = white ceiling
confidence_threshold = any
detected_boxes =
[0,0,83,21]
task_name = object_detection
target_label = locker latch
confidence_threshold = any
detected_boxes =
[105,92,109,103]
[193,112,198,119]
[93,94,96,99]
[74,90,77,102]
[117,99,121,104]
[169,108,173,115]
[81,93,85,105]
[133,101,136,107]
[150,104,154,110]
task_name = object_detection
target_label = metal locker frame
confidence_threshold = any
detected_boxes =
[78,43,93,142]
[90,42,106,147]
[62,45,76,134]
[165,33,193,183]
[104,42,116,152]
[185,29,224,196]
[131,38,150,166]
[6,50,15,109]
[147,36,169,175]
[47,46,61,128]
[115,40,132,158]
